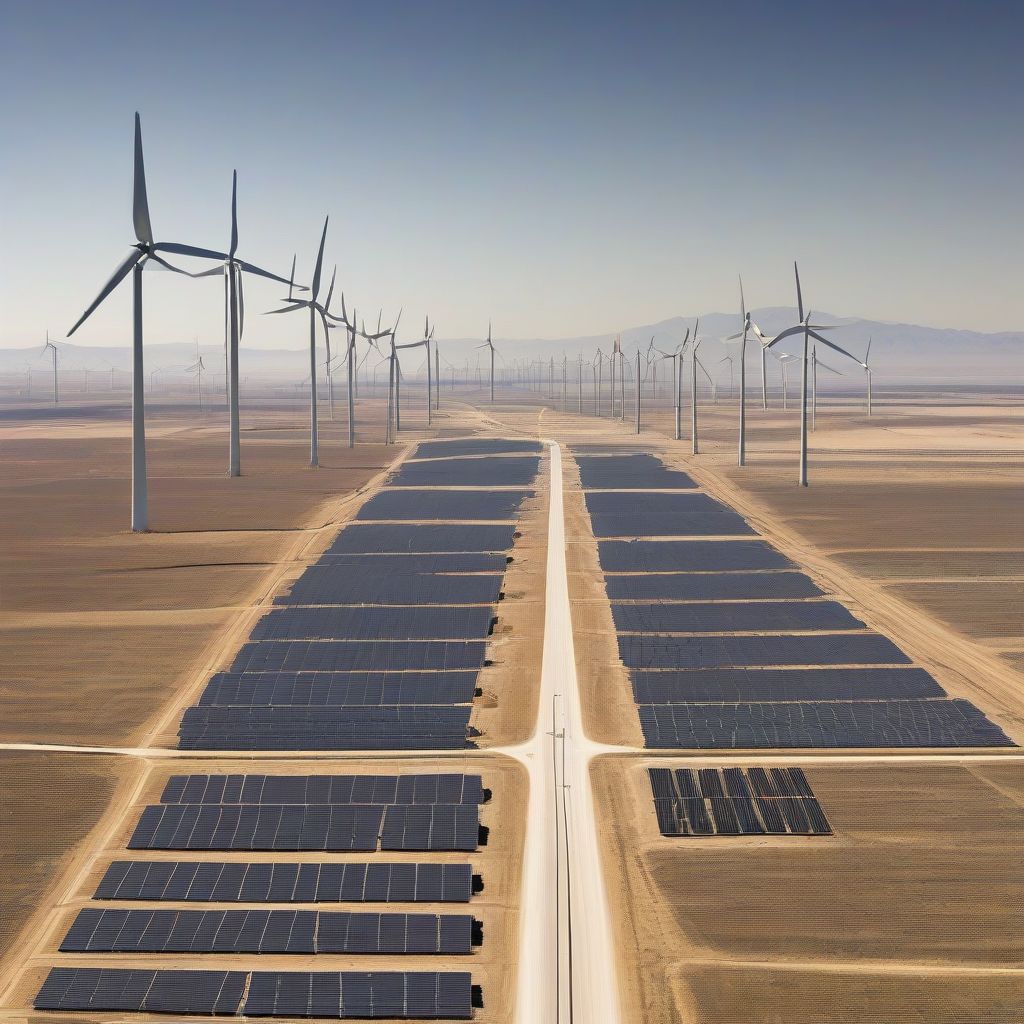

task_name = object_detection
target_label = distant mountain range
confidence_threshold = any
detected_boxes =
[1,309,1019,385]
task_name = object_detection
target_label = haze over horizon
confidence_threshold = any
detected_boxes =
[2,0,1022,349]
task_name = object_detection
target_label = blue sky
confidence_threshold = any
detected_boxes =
[1,0,1021,348]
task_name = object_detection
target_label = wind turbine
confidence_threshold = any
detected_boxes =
[43,332,59,405]
[722,277,753,465]
[264,217,332,467]
[863,338,874,416]
[478,323,496,403]
[656,329,690,441]
[719,354,734,398]
[691,326,714,455]
[762,262,865,486]
[193,172,296,476]
[347,306,392,446]
[593,348,603,416]
[66,112,234,531]
[771,349,799,410]
[186,355,206,411]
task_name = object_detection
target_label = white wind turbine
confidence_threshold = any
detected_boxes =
[762,262,865,486]
[656,328,690,440]
[722,277,754,465]
[66,112,235,531]
[863,337,874,416]
[346,306,393,446]
[690,323,714,455]
[477,323,496,403]
[42,332,59,405]
[264,217,332,467]
[593,348,603,416]
[193,172,297,476]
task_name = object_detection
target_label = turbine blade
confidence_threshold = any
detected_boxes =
[865,337,872,363]
[312,216,328,301]
[325,265,336,312]
[263,302,306,315]
[287,254,296,301]
[237,271,245,338]
[67,248,145,336]
[133,113,154,245]
[764,324,804,348]
[147,252,205,277]
[794,261,804,321]
[739,274,745,320]
[229,170,238,259]
[807,329,865,366]
[236,259,300,288]
[153,242,230,261]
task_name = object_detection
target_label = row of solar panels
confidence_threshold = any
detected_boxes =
[60,908,480,955]
[575,450,1013,749]
[178,439,538,752]
[36,968,479,1019]
[95,860,478,904]
[649,767,832,836]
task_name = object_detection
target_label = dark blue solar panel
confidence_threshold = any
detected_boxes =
[618,632,911,668]
[415,438,542,457]
[178,706,474,750]
[250,606,495,641]
[390,456,540,486]
[276,572,502,606]
[229,640,488,673]
[638,699,1014,748]
[327,523,516,553]
[611,601,865,632]
[630,667,946,702]
[574,453,696,489]
[584,491,735,516]
[599,540,794,572]
[588,513,755,537]
[317,553,510,573]
[95,861,476,903]
[357,489,533,521]
[197,671,479,706]
[606,572,822,600]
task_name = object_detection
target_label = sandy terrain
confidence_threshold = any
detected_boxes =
[593,754,1024,1024]
[2,753,526,1024]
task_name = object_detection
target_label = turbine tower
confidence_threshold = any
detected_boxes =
[478,323,496,403]
[722,277,752,465]
[66,113,233,531]
[863,338,874,416]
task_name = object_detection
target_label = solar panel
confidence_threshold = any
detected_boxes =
[574,453,696,489]
[611,600,865,633]
[61,908,476,954]
[317,552,510,573]
[357,489,533,521]
[197,671,480,707]
[128,805,387,852]
[381,805,483,851]
[95,861,476,903]
[243,970,475,1019]
[159,773,485,805]
[389,456,540,486]
[34,968,247,1014]
[250,606,496,641]
[648,767,834,837]
[605,572,823,601]
[415,437,542,457]
[326,523,516,554]
[583,492,754,537]
[630,667,946,703]
[178,705,475,751]
[228,640,488,673]
[618,632,912,668]
[637,699,1014,748]
[599,540,794,572]
[275,572,502,606]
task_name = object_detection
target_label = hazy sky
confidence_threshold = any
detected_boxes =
[2,0,1022,350]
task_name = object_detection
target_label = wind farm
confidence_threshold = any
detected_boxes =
[1,5,1023,1024]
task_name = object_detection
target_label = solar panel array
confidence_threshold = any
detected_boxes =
[37,438,548,1019]
[175,439,539,752]
[649,766,832,836]
[36,968,478,1019]
[574,449,1013,750]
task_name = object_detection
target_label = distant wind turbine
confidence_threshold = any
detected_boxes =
[66,112,232,531]
[810,346,844,431]
[723,277,753,465]
[194,171,297,476]
[863,338,874,416]
[656,328,690,441]
[691,326,713,455]
[264,217,332,467]
[477,323,496,403]
[763,262,865,486]
[43,332,59,406]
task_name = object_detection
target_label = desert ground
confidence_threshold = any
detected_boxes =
[1,378,1022,1023]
